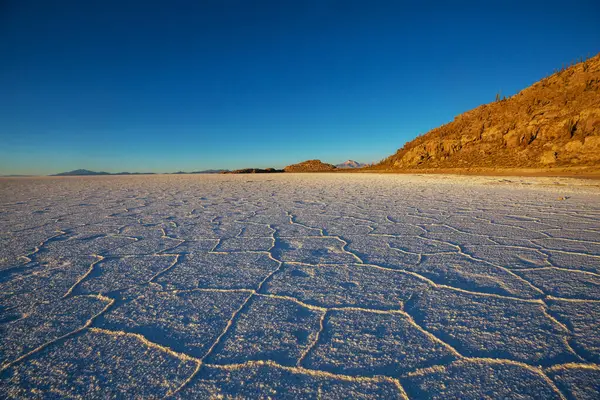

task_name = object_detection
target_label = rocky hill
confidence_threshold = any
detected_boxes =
[377,53,600,171]
[336,160,367,169]
[284,160,337,172]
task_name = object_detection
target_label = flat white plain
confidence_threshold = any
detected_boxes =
[1,173,599,399]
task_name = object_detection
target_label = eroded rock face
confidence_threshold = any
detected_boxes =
[380,53,600,169]
[284,159,337,172]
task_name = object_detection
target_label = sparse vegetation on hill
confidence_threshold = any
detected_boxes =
[376,53,600,170]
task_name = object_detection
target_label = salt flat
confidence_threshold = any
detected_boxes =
[1,173,599,399]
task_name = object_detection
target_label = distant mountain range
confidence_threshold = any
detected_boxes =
[223,168,283,174]
[0,174,34,177]
[51,169,229,176]
[335,160,367,169]
[52,169,111,176]
[52,169,157,176]
[51,162,367,176]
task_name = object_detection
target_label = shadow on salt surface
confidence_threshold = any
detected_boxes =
[0,261,40,284]
[0,310,22,324]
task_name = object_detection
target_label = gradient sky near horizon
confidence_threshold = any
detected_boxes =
[1,1,599,175]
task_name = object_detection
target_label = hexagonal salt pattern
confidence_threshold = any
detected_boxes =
[1,173,599,399]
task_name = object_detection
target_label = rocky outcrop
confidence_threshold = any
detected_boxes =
[284,160,337,172]
[377,53,600,170]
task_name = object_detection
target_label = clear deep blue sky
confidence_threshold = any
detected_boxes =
[1,1,599,175]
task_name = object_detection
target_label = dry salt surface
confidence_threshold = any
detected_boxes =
[1,173,599,399]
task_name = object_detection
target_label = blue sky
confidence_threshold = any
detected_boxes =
[1,1,599,175]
